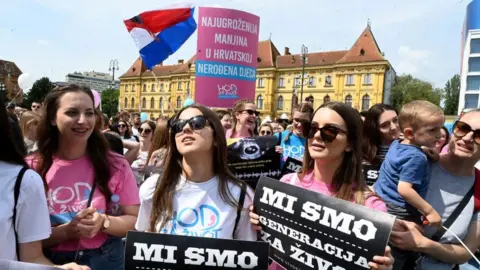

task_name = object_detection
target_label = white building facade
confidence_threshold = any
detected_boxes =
[65,71,120,92]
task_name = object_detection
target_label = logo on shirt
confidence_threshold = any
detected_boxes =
[283,145,305,161]
[161,204,222,238]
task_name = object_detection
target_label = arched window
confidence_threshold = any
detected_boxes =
[160,97,164,111]
[151,84,156,92]
[142,97,146,109]
[256,95,264,109]
[131,97,135,109]
[176,96,182,108]
[277,96,284,110]
[323,95,331,104]
[150,97,155,109]
[124,97,128,108]
[362,94,371,111]
[345,94,352,107]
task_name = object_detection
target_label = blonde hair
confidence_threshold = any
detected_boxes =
[19,111,40,137]
[399,100,444,131]
[230,99,255,138]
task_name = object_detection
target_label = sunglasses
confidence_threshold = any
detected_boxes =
[118,124,127,128]
[305,123,346,143]
[260,130,272,136]
[453,120,480,144]
[139,128,152,134]
[170,115,208,135]
[241,110,260,117]
[32,105,40,109]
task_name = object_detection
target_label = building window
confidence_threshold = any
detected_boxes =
[361,94,370,110]
[178,82,182,90]
[467,76,480,90]
[131,97,135,108]
[277,96,284,110]
[168,97,171,109]
[325,75,332,86]
[169,83,172,91]
[124,97,128,108]
[308,76,315,87]
[323,95,330,104]
[150,97,155,109]
[132,85,136,92]
[143,84,147,92]
[160,97,164,111]
[294,77,300,87]
[471,39,480,54]
[258,78,265,88]
[279,77,284,87]
[160,83,164,92]
[151,84,156,92]
[469,58,480,72]
[186,81,190,90]
[363,74,372,85]
[256,95,264,109]
[465,94,479,108]
[346,75,355,86]
[345,95,353,106]
[176,96,182,108]
[125,85,129,92]
[142,98,146,109]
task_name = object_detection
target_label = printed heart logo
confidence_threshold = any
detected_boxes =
[208,215,216,226]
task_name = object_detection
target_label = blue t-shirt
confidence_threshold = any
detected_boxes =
[374,140,430,208]
[275,131,306,168]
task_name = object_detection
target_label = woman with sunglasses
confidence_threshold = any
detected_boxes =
[390,109,480,270]
[258,123,274,136]
[116,120,137,142]
[131,121,156,185]
[250,101,393,270]
[275,103,314,169]
[26,84,140,270]
[226,100,258,139]
[136,104,256,241]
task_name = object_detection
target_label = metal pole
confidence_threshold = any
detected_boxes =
[300,45,308,102]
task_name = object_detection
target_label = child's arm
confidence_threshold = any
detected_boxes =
[398,182,442,227]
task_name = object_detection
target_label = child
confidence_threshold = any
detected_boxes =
[374,100,445,269]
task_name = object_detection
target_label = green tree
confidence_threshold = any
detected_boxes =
[22,77,54,109]
[442,74,460,115]
[390,74,443,111]
[101,88,119,117]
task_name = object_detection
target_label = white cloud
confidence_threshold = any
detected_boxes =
[396,46,434,75]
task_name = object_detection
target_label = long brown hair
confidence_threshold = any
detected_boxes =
[362,104,398,165]
[147,118,168,165]
[230,99,254,138]
[34,84,113,204]
[301,101,367,204]
[150,104,248,232]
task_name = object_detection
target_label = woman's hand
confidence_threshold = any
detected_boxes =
[275,146,283,154]
[368,246,394,270]
[390,219,426,252]
[57,263,90,270]
[421,146,440,161]
[77,207,105,238]
[248,205,262,231]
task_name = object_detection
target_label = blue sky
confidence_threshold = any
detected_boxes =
[0,0,471,88]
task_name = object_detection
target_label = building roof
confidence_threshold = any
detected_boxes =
[0,59,22,77]
[120,25,388,78]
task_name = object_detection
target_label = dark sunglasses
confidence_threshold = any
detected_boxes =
[169,115,208,135]
[138,128,152,134]
[118,124,127,128]
[241,109,260,117]
[260,130,272,136]
[453,120,480,144]
[305,123,346,143]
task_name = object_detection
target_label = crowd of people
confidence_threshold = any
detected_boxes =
[1,83,479,270]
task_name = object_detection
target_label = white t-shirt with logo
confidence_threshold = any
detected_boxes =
[0,161,51,261]
[136,174,257,241]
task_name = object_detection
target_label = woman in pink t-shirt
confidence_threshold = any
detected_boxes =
[225,100,258,139]
[27,84,140,270]
[250,101,393,270]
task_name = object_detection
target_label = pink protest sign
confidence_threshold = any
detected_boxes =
[195,7,260,108]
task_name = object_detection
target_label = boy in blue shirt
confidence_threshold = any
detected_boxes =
[374,100,445,269]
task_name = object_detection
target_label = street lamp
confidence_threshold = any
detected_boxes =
[0,82,5,103]
[109,59,119,88]
[300,45,308,102]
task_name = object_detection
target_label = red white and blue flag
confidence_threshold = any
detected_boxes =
[124,6,197,69]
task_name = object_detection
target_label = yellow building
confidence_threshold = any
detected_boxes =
[119,25,395,119]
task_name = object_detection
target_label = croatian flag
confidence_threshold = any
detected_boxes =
[124,6,197,69]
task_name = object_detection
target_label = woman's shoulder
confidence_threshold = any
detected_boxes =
[0,162,44,195]
[108,152,131,169]
[139,174,160,202]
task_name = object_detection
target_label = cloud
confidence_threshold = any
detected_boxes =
[396,46,434,75]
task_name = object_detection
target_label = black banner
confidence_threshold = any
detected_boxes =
[362,164,381,186]
[281,157,303,177]
[227,136,281,189]
[124,231,270,270]
[253,176,395,270]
